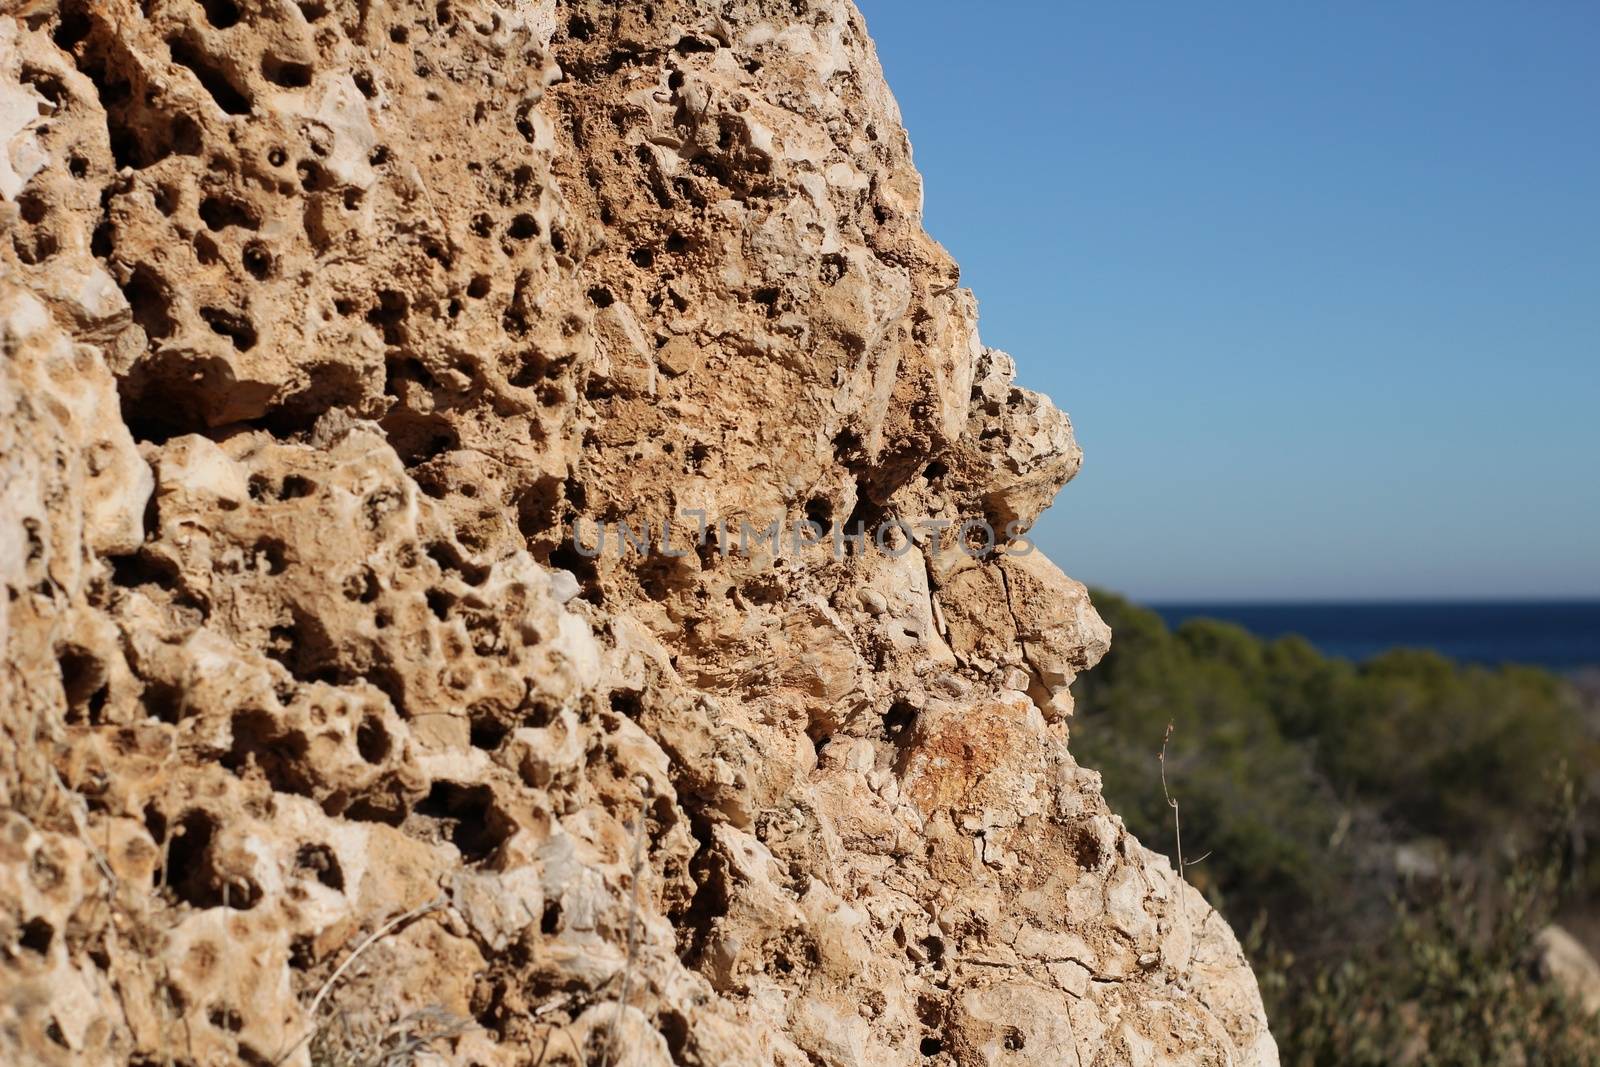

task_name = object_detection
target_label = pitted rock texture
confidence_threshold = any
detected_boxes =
[1,3,1278,1065]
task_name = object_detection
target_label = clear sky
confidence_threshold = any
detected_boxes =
[859,0,1600,602]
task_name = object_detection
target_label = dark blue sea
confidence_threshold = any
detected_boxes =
[1150,601,1600,673]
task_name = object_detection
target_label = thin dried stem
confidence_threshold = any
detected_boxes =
[1159,721,1186,882]
[1159,719,1194,940]
[601,783,652,1067]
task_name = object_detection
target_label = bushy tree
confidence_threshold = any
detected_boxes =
[1070,591,1600,1060]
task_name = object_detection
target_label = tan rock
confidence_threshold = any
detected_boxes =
[1534,924,1600,1017]
[0,1,1275,1065]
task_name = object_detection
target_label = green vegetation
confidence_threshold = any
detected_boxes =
[1070,591,1600,1065]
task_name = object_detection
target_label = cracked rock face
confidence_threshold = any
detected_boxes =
[1,2,1277,1065]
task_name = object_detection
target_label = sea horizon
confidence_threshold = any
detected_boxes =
[1148,595,1600,606]
[1148,598,1600,673]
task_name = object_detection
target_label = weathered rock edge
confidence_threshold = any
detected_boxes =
[1,2,1277,1064]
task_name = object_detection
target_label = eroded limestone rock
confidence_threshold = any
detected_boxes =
[1,1,1276,1064]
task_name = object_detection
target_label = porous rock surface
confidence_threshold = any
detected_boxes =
[0,1,1277,1064]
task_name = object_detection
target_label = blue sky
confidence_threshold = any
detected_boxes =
[860,1,1600,601]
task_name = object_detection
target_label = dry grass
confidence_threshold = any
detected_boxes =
[274,897,450,1066]
[308,1005,474,1067]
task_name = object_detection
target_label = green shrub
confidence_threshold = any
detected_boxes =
[1070,591,1600,1060]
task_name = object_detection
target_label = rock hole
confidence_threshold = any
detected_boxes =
[367,289,409,345]
[142,679,184,723]
[198,195,259,231]
[172,113,204,155]
[426,540,489,585]
[199,306,257,351]
[673,35,716,54]
[193,231,221,265]
[19,918,54,955]
[686,442,712,474]
[609,690,643,720]
[52,2,92,51]
[364,664,409,719]
[143,803,168,846]
[566,15,593,40]
[832,428,865,465]
[21,66,66,108]
[198,0,240,28]
[882,701,918,742]
[277,474,316,500]
[425,588,454,621]
[90,219,113,257]
[804,496,833,529]
[57,645,109,725]
[355,716,389,763]
[152,184,180,216]
[587,286,614,308]
[18,191,47,225]
[164,809,262,910]
[241,242,272,279]
[508,348,560,389]
[630,247,654,268]
[342,567,380,603]
[167,35,252,115]
[294,844,344,891]
[123,265,175,341]
[223,707,313,796]
[261,56,313,88]
[254,539,287,575]
[295,0,328,22]
[208,1005,244,1033]
[414,781,509,863]
[546,542,600,604]
[1071,827,1105,870]
[920,1038,943,1057]
[658,1010,689,1059]
[751,286,780,316]
[540,900,562,934]
[468,711,510,751]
